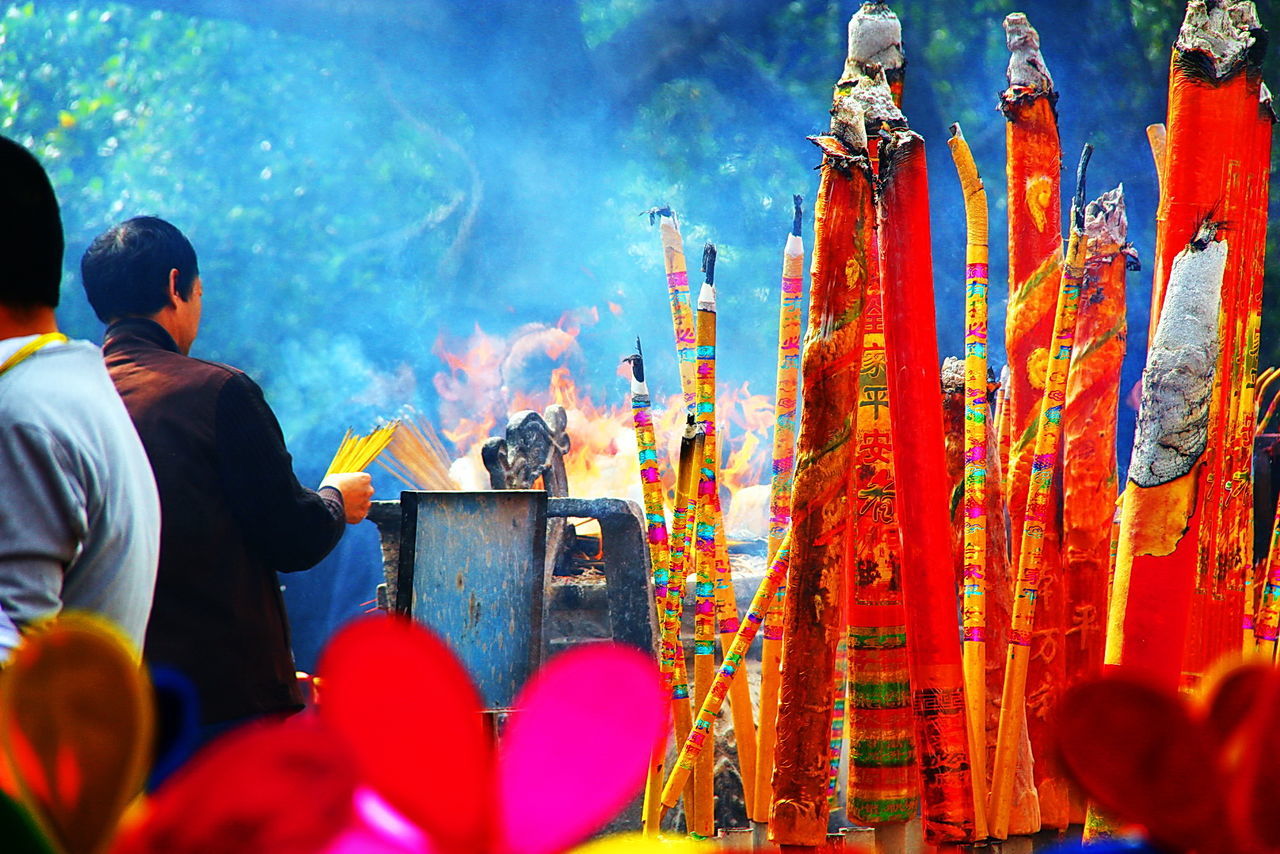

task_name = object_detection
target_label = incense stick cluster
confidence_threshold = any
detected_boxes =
[325,422,398,477]
[378,410,460,491]
[624,0,1273,848]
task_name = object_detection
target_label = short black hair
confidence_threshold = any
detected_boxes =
[0,136,64,309]
[81,216,199,323]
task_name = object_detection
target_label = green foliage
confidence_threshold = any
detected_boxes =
[0,2,467,457]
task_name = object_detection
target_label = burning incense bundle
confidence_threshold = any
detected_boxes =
[378,412,458,491]
[660,532,793,811]
[1062,187,1131,689]
[769,104,870,848]
[326,422,397,477]
[991,144,1093,841]
[1104,219,1227,686]
[947,122,990,826]
[999,12,1069,829]
[650,207,698,409]
[754,195,805,824]
[879,126,979,844]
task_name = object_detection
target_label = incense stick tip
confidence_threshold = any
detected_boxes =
[844,1,904,84]
[1004,13,1055,93]
[642,205,676,227]
[792,194,803,236]
[830,95,870,153]
[1084,183,1128,247]
[941,356,966,394]
[697,279,717,312]
[949,121,964,140]
[1175,0,1263,79]
[1071,143,1094,230]
[701,242,717,285]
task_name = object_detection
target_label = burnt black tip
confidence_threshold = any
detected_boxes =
[622,344,645,383]
[702,242,717,284]
[792,195,804,236]
[1073,143,1094,231]
[643,205,676,226]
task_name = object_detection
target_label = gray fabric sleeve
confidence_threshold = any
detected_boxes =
[0,423,85,646]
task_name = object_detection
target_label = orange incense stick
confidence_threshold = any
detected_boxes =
[628,342,680,835]
[879,127,979,844]
[666,419,701,830]
[753,196,805,825]
[990,145,1093,841]
[689,246,759,814]
[690,249,721,838]
[1062,187,1132,690]
[769,109,870,848]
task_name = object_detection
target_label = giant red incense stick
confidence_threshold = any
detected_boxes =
[1152,0,1268,687]
[768,107,870,849]
[999,13,1069,829]
[1062,188,1131,691]
[879,127,978,844]
[833,54,922,840]
[1105,219,1227,686]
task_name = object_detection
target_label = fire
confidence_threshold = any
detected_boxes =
[429,312,776,531]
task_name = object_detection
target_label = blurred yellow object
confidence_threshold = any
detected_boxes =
[571,833,711,853]
[0,612,153,854]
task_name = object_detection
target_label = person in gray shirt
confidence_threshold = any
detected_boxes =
[0,135,160,658]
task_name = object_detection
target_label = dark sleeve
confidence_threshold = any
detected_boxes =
[214,372,344,573]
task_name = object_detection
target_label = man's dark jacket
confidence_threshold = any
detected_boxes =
[103,318,344,725]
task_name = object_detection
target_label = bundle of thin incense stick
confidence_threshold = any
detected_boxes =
[378,412,459,490]
[325,422,399,477]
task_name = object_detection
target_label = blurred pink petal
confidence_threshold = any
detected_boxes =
[317,617,494,854]
[495,644,666,854]
[324,787,432,854]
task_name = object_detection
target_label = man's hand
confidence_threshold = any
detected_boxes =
[320,472,373,524]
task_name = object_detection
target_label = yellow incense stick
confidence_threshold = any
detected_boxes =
[326,422,398,476]
[948,121,991,841]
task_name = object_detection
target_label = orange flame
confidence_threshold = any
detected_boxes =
[430,312,774,530]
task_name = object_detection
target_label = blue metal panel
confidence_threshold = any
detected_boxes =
[397,490,546,709]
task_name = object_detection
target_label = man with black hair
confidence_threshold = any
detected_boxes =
[0,137,159,657]
[81,216,372,728]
